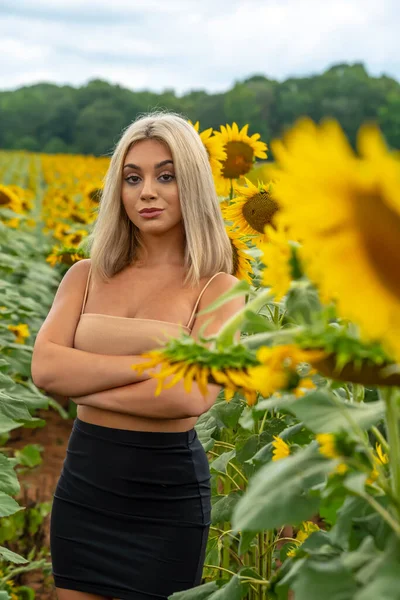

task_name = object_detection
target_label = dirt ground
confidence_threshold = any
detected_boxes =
[8,407,74,600]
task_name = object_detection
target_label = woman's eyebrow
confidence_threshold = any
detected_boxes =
[123,160,174,171]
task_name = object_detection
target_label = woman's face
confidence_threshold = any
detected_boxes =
[121,138,182,235]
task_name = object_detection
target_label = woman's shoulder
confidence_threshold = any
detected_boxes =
[200,272,240,298]
[67,258,91,278]
[211,271,240,287]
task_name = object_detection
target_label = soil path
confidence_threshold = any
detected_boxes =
[8,408,74,600]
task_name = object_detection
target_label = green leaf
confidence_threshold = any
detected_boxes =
[210,450,236,474]
[235,434,259,464]
[289,391,385,433]
[168,581,219,599]
[0,358,10,371]
[0,453,20,495]
[291,558,357,600]
[238,531,257,555]
[232,444,333,532]
[212,491,243,524]
[343,536,378,573]
[13,586,35,600]
[14,444,43,468]
[242,310,276,334]
[209,575,242,600]
[212,397,244,429]
[329,496,366,548]
[0,545,28,564]
[0,392,36,424]
[198,280,250,315]
[0,372,16,388]
[0,492,23,517]
[354,539,400,600]
[0,592,10,600]
[195,412,217,450]
[285,285,321,325]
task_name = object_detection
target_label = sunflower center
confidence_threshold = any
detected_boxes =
[356,187,400,300]
[89,188,102,202]
[0,191,11,206]
[222,142,254,179]
[70,234,83,245]
[230,239,239,276]
[242,191,279,233]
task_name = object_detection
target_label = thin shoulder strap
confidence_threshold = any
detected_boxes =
[186,272,225,330]
[81,263,92,315]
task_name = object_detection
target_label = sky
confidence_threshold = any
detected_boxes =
[1,0,399,94]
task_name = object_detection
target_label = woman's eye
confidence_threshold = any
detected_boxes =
[159,173,175,182]
[125,175,140,184]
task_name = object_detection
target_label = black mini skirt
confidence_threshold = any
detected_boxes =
[50,417,211,600]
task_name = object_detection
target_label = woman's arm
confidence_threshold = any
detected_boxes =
[73,273,244,419]
[73,376,221,419]
[33,344,156,397]
[31,259,156,396]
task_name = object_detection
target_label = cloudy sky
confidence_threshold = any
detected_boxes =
[1,0,399,94]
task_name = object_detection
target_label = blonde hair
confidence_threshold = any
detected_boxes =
[85,111,233,287]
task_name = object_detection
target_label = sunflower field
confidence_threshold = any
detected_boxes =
[1,117,400,600]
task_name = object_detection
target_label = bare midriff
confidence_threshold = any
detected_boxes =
[77,405,198,432]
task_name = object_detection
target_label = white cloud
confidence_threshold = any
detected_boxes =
[0,0,399,93]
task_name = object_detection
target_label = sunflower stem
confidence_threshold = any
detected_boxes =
[381,387,400,520]
[371,425,390,454]
[258,533,263,600]
[241,326,305,350]
[352,383,365,403]
[216,289,273,348]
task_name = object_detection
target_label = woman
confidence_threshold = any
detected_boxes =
[31,112,243,600]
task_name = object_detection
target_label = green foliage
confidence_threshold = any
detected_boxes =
[232,444,332,531]
[1,63,399,155]
[0,184,64,572]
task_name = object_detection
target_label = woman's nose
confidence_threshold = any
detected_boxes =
[140,177,157,199]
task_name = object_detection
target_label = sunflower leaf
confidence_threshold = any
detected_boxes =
[197,280,251,316]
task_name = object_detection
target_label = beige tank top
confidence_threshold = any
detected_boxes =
[73,266,225,355]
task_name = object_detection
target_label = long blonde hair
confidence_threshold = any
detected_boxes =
[85,111,233,287]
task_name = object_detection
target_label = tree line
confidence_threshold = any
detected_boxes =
[1,62,399,156]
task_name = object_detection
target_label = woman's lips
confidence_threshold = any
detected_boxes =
[139,209,164,218]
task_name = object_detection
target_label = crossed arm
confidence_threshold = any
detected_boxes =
[72,376,222,419]
[38,273,244,420]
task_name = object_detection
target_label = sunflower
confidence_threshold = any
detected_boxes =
[211,366,258,405]
[189,121,227,180]
[0,184,23,214]
[213,123,268,197]
[316,433,339,460]
[367,442,389,485]
[63,228,89,247]
[287,521,320,557]
[271,118,400,362]
[131,349,258,405]
[131,349,210,397]
[131,342,320,407]
[5,217,20,229]
[7,184,34,211]
[53,222,72,241]
[256,223,293,301]
[272,436,290,461]
[223,178,278,236]
[247,344,324,399]
[7,323,30,344]
[46,246,85,267]
[226,226,254,284]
